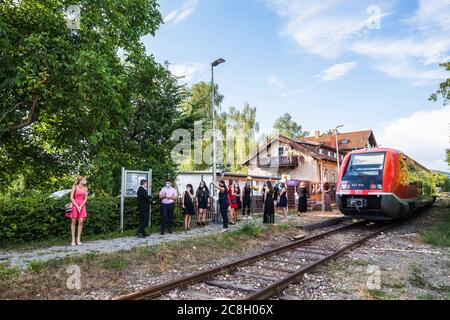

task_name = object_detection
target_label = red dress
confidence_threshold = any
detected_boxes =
[69,186,88,219]
[228,186,238,209]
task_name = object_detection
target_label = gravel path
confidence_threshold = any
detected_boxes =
[0,211,343,270]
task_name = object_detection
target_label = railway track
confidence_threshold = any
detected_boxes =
[115,220,395,300]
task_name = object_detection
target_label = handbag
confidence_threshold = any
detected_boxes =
[65,203,73,218]
[231,198,238,205]
[65,188,77,218]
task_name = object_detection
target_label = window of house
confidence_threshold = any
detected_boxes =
[319,149,324,154]
[341,139,350,144]
[323,169,329,181]
[278,147,284,156]
[331,172,336,182]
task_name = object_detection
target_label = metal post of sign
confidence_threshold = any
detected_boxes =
[148,169,152,228]
[120,167,125,233]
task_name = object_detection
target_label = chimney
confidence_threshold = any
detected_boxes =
[330,130,337,148]
[314,131,320,138]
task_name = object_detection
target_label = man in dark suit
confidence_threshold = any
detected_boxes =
[137,179,152,238]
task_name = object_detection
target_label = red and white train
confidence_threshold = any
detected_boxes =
[336,148,436,220]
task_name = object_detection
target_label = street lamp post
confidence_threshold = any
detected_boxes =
[211,58,225,222]
[335,125,344,174]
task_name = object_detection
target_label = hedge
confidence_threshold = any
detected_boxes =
[0,193,183,243]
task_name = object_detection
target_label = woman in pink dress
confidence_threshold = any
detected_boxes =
[69,176,88,246]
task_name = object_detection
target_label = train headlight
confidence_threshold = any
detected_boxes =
[340,181,350,190]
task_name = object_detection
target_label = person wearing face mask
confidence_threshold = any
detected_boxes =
[234,183,241,222]
[212,179,229,233]
[159,179,178,235]
[278,182,288,221]
[69,176,88,246]
[196,181,210,227]
[263,181,275,224]
[242,181,253,219]
[227,179,237,225]
[182,184,195,231]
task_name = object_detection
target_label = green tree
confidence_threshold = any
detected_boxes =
[178,81,224,171]
[180,81,223,126]
[433,172,450,192]
[429,62,450,104]
[273,113,309,138]
[217,103,259,172]
[0,0,185,194]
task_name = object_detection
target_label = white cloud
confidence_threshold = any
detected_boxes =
[266,0,450,84]
[164,10,179,23]
[267,74,284,89]
[168,61,208,82]
[352,38,450,66]
[403,0,450,31]
[164,0,199,25]
[373,60,447,85]
[317,61,358,81]
[265,0,388,59]
[377,106,450,171]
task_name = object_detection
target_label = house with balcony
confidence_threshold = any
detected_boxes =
[241,134,345,183]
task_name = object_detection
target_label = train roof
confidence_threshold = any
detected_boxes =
[345,147,432,172]
[346,147,401,154]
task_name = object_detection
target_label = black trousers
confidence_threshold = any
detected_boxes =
[137,209,149,235]
[219,202,229,229]
[242,196,251,215]
[161,203,175,233]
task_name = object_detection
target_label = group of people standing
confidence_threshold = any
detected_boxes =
[137,178,333,236]
[260,181,288,224]
[66,175,333,244]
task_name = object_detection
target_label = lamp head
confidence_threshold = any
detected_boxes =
[212,58,226,67]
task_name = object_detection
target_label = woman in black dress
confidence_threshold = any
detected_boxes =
[182,184,196,231]
[234,183,242,222]
[263,181,275,224]
[242,182,252,219]
[298,181,308,214]
[196,181,210,227]
[278,182,288,221]
[212,179,229,233]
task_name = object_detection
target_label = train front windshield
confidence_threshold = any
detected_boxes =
[340,152,385,190]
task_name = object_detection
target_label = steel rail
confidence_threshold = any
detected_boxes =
[245,222,394,300]
[114,220,366,300]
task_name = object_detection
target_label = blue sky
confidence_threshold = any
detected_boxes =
[142,0,450,171]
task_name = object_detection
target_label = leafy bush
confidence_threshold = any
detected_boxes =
[0,193,184,244]
[236,221,262,237]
